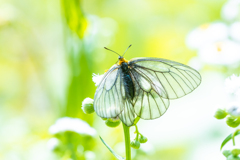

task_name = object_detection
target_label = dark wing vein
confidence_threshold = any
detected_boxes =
[129,68,170,120]
[94,66,125,118]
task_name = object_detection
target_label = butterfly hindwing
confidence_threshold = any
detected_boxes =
[130,68,170,120]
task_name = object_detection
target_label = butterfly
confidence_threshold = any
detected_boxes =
[93,45,201,127]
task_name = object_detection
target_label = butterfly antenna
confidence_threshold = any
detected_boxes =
[104,47,121,56]
[122,44,132,57]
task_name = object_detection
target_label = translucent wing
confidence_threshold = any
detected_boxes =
[94,65,125,118]
[128,57,201,120]
[94,65,136,126]
[129,57,201,99]
[129,68,170,120]
[118,100,135,126]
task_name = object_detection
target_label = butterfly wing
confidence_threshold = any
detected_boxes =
[128,57,201,120]
[94,65,125,118]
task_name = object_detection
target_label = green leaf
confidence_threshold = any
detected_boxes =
[221,131,240,150]
[99,136,125,160]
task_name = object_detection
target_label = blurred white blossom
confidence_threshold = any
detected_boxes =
[49,117,96,136]
[230,22,240,42]
[186,22,228,50]
[84,15,118,50]
[225,74,240,97]
[221,0,240,21]
[85,151,96,160]
[187,57,203,71]
[226,102,240,117]
[47,138,60,151]
[197,40,240,65]
[92,73,104,86]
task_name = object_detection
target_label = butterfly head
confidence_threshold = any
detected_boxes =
[118,56,128,65]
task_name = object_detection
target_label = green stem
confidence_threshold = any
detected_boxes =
[232,129,240,146]
[122,123,131,160]
[134,124,139,141]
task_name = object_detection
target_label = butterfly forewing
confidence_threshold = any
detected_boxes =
[129,57,201,99]
[94,65,125,118]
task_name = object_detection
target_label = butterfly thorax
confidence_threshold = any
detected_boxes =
[121,62,134,100]
[118,57,128,65]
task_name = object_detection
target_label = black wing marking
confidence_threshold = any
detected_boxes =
[94,65,125,118]
[129,57,201,99]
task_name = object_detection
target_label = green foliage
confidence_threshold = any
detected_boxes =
[81,98,95,114]
[220,130,240,150]
[130,139,140,149]
[227,155,240,160]
[223,150,232,158]
[138,134,148,143]
[99,136,125,160]
[105,118,121,128]
[61,0,87,39]
[226,116,240,128]
[214,108,227,119]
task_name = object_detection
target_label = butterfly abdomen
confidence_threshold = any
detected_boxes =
[121,62,135,100]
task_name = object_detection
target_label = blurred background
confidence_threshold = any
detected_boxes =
[1,0,240,159]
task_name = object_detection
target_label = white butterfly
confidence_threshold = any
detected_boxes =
[94,45,201,126]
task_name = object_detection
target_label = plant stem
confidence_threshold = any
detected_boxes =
[122,123,131,160]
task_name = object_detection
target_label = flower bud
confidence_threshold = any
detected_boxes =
[226,115,240,128]
[214,108,227,119]
[139,134,148,143]
[130,139,140,149]
[227,102,240,118]
[81,98,94,114]
[105,118,121,128]
[232,147,240,157]
[223,150,232,158]
[227,155,240,160]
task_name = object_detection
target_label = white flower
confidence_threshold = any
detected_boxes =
[221,0,240,21]
[187,57,203,71]
[47,138,60,151]
[225,74,240,96]
[85,151,96,160]
[230,22,240,42]
[49,117,97,136]
[197,40,240,65]
[92,73,104,86]
[185,22,228,50]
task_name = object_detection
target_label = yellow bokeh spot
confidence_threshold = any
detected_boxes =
[200,24,210,30]
[215,43,223,53]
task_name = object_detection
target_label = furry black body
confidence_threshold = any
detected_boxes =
[120,62,134,100]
